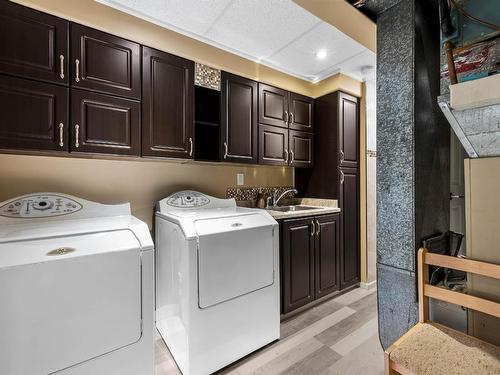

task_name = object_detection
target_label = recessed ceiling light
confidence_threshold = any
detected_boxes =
[315,49,327,60]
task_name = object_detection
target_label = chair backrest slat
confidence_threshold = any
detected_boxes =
[418,247,500,323]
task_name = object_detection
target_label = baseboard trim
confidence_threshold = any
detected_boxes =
[360,280,377,290]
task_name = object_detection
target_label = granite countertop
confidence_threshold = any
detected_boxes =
[237,197,340,220]
[266,198,340,220]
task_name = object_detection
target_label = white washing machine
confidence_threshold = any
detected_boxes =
[0,193,154,375]
[155,191,280,375]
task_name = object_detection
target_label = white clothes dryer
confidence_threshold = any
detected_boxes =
[155,191,280,375]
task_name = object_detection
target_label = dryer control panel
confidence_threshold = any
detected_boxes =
[166,191,210,208]
[0,194,82,218]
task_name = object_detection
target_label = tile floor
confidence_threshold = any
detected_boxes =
[155,287,383,375]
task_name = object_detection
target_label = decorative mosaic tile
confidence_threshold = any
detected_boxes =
[195,62,221,91]
[226,186,295,202]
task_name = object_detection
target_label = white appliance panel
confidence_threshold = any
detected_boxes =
[0,233,142,375]
[196,216,274,308]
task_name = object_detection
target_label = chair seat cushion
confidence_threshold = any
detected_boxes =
[390,323,500,375]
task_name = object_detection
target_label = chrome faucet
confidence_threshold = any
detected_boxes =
[270,188,298,207]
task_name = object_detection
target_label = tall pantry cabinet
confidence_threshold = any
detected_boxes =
[296,91,360,289]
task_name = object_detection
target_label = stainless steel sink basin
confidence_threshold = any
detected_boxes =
[267,205,322,212]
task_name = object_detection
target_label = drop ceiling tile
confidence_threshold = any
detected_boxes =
[333,49,377,81]
[205,0,320,60]
[267,22,366,80]
[97,0,232,36]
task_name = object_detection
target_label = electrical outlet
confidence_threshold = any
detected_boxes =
[236,173,244,186]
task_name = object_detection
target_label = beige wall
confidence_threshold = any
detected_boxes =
[0,154,293,228]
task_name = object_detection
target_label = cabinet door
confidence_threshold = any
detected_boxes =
[258,83,288,128]
[258,125,288,166]
[289,130,313,169]
[315,214,340,298]
[339,92,359,168]
[289,92,313,132]
[0,1,68,85]
[71,89,140,155]
[71,24,140,99]
[282,217,315,314]
[0,75,68,152]
[339,168,360,289]
[221,72,257,163]
[142,47,194,159]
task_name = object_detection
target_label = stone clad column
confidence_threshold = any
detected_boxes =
[367,0,450,348]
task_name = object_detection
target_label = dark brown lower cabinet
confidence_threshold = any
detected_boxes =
[339,168,360,289]
[0,75,68,152]
[282,213,340,314]
[71,89,140,155]
[289,130,313,168]
[315,214,340,298]
[282,217,315,314]
[258,124,288,166]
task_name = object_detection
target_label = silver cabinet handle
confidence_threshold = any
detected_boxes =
[290,150,295,164]
[290,112,294,124]
[340,149,345,162]
[315,219,320,236]
[188,137,193,157]
[223,141,228,159]
[75,59,80,82]
[59,55,65,79]
[284,111,289,124]
[74,124,80,148]
[311,221,315,237]
[284,149,289,163]
[340,170,345,184]
[58,123,64,147]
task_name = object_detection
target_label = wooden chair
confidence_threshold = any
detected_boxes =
[384,248,500,375]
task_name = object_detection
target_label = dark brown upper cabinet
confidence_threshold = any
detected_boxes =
[221,72,257,164]
[282,217,315,314]
[142,47,194,159]
[289,130,313,168]
[258,125,288,166]
[0,1,69,85]
[258,84,288,128]
[71,89,140,156]
[71,24,141,99]
[0,75,68,152]
[289,93,313,132]
[339,167,360,289]
[339,92,359,168]
[315,214,340,299]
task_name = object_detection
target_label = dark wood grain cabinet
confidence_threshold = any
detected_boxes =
[315,214,340,298]
[258,84,288,128]
[258,125,288,166]
[258,83,314,168]
[71,24,141,99]
[282,217,315,314]
[282,213,340,314]
[339,92,359,168]
[0,75,68,152]
[221,72,257,163]
[71,89,140,155]
[142,47,194,159]
[289,130,313,168]
[289,92,313,132]
[0,1,69,85]
[339,168,360,289]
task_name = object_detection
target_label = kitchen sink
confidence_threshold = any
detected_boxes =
[267,205,322,212]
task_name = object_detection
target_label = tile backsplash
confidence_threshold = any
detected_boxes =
[226,186,295,202]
